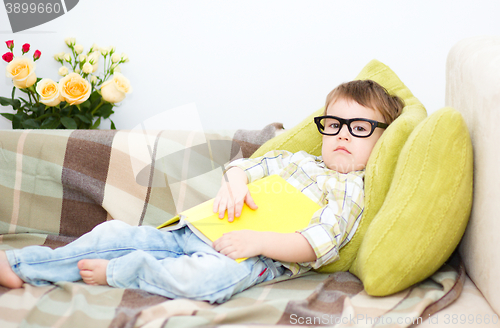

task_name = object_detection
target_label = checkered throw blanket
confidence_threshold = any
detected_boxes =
[0,129,464,327]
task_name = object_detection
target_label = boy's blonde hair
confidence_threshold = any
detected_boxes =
[325,80,404,125]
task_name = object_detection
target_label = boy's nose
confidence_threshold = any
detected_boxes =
[337,125,351,140]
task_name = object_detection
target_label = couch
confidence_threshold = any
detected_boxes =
[417,35,500,328]
[0,36,498,327]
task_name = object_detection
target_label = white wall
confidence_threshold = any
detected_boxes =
[1,0,499,131]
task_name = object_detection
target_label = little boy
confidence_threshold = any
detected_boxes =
[0,80,404,304]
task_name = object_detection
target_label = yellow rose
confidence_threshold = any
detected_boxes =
[59,73,91,105]
[100,73,132,103]
[36,78,64,107]
[5,56,37,89]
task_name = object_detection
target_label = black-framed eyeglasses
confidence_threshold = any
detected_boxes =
[314,115,388,138]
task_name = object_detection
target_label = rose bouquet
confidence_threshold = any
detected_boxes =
[0,38,132,129]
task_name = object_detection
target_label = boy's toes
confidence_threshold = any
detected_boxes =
[79,269,92,278]
[77,259,91,270]
[77,259,109,286]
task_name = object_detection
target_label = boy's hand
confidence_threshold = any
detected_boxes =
[213,230,263,260]
[214,230,317,263]
[213,167,258,222]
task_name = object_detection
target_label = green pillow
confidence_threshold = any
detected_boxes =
[350,107,473,296]
[253,59,427,272]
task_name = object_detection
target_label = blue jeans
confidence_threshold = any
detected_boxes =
[5,220,285,303]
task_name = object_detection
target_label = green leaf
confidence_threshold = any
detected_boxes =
[0,96,21,109]
[36,104,46,116]
[97,103,114,118]
[0,113,14,122]
[61,117,77,129]
[75,114,91,124]
[90,91,101,104]
[60,108,69,116]
[110,119,116,130]
[0,96,12,106]
[80,99,91,112]
[12,113,26,129]
[22,119,41,129]
[91,117,101,129]
[40,116,61,129]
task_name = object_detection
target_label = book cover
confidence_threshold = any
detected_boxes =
[157,175,321,261]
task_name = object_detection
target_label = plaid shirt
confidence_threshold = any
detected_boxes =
[227,150,364,275]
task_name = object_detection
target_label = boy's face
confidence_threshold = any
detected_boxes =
[321,97,386,173]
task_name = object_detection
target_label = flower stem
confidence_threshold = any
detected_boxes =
[35,112,55,121]
[91,99,105,115]
[30,88,39,106]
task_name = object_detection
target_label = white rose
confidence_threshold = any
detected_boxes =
[111,53,121,63]
[36,78,64,106]
[100,73,132,103]
[88,52,100,64]
[90,43,99,52]
[53,52,64,61]
[90,75,98,84]
[121,53,129,62]
[74,44,84,54]
[78,54,87,62]
[63,53,71,62]
[75,68,81,74]
[112,65,121,73]
[58,66,69,76]
[100,47,110,56]
[87,52,100,72]
[6,56,37,89]
[82,62,93,74]
[65,37,76,46]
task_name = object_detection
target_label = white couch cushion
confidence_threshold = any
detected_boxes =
[446,35,500,314]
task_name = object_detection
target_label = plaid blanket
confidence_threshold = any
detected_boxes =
[0,129,464,327]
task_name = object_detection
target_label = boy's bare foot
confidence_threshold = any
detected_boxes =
[0,251,23,288]
[78,259,110,286]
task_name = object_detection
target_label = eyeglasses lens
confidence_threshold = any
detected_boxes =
[320,117,373,137]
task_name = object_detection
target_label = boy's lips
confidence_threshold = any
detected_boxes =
[334,146,351,154]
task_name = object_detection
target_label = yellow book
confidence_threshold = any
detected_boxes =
[157,175,321,262]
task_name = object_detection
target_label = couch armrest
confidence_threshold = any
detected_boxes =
[446,35,500,314]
